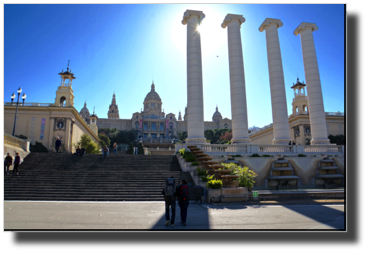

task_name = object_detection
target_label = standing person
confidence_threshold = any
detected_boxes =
[162,176,176,227]
[292,141,296,145]
[4,153,13,175]
[113,142,117,155]
[13,153,21,175]
[177,179,190,226]
[81,146,86,156]
[55,137,61,153]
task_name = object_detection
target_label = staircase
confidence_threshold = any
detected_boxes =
[4,153,197,201]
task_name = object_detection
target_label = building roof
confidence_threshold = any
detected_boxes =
[80,101,90,114]
[291,77,306,89]
[144,82,161,102]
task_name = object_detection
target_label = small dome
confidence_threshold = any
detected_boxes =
[80,101,90,115]
[212,106,222,122]
[144,82,161,102]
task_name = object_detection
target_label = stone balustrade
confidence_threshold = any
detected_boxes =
[175,143,344,155]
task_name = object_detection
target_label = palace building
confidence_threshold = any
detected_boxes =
[83,81,232,141]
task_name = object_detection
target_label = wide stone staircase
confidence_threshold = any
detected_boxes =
[4,153,197,201]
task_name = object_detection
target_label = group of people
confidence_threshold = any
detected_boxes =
[289,141,296,145]
[102,142,117,157]
[4,152,21,175]
[162,177,190,227]
[75,146,86,156]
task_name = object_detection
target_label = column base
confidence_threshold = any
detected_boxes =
[185,137,206,144]
[310,138,330,145]
[272,138,292,145]
[231,137,251,144]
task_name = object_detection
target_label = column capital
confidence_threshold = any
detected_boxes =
[293,22,318,36]
[259,18,283,32]
[221,14,245,29]
[182,10,205,25]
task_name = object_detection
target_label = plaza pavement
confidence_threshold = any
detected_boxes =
[4,200,345,230]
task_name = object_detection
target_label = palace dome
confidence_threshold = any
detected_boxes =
[144,82,161,102]
[80,101,90,115]
[212,107,222,122]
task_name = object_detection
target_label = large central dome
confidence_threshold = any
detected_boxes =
[144,82,161,102]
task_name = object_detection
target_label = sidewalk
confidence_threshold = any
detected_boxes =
[4,200,345,231]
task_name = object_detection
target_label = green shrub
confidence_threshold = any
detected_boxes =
[207,179,223,189]
[30,141,48,152]
[126,143,134,154]
[298,154,307,157]
[201,174,214,182]
[231,154,242,157]
[196,168,208,176]
[79,134,101,154]
[250,153,261,157]
[220,162,257,189]
[191,161,199,166]
[262,154,273,157]
[178,148,186,157]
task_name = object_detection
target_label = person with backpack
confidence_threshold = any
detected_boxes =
[177,179,190,226]
[162,176,176,227]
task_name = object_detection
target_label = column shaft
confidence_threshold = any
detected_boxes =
[294,23,329,145]
[259,19,291,145]
[222,15,250,143]
[182,10,206,144]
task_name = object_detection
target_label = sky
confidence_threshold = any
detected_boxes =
[3,4,345,128]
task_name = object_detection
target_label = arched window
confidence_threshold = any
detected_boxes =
[151,123,157,131]
[135,121,139,129]
[60,96,66,106]
[169,122,173,130]
[160,123,164,130]
[224,124,228,129]
[295,106,299,114]
[112,110,114,113]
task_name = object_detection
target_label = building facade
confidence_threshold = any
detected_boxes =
[249,78,345,145]
[89,82,232,139]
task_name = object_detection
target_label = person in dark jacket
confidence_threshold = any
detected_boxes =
[176,179,189,226]
[13,152,21,175]
[55,137,62,153]
[81,146,86,156]
[162,176,176,227]
[76,146,81,156]
[4,153,13,175]
[103,146,109,157]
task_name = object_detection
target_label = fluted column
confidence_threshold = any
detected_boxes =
[182,10,206,144]
[294,22,330,145]
[222,14,250,143]
[259,18,291,145]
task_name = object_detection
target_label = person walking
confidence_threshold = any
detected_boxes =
[177,179,190,226]
[4,153,13,175]
[113,142,117,155]
[13,153,21,175]
[55,137,61,153]
[162,176,176,227]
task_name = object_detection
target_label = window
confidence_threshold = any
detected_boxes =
[169,122,173,130]
[224,124,228,129]
[160,123,164,130]
[151,103,155,108]
[151,123,157,131]
[144,123,148,130]
[135,121,139,129]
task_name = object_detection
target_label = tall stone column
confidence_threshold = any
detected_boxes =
[222,14,250,143]
[182,10,206,144]
[294,22,330,145]
[259,18,291,145]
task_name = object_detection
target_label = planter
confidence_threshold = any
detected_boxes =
[204,188,222,203]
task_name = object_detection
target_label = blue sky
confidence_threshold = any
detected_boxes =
[4,4,345,128]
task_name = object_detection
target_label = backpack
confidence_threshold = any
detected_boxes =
[164,178,176,201]
[179,184,189,202]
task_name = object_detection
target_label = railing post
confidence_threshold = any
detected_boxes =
[297,145,305,154]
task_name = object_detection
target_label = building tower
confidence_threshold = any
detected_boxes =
[79,101,90,124]
[178,111,182,121]
[212,106,222,122]
[89,111,99,136]
[54,60,76,107]
[108,93,119,119]
[291,78,308,116]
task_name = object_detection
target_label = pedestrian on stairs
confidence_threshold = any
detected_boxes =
[162,176,176,227]
[81,146,86,156]
[13,152,21,175]
[55,137,61,153]
[4,153,13,175]
[176,179,190,226]
[103,146,109,157]
[113,142,117,155]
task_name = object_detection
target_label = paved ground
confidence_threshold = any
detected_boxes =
[4,201,345,230]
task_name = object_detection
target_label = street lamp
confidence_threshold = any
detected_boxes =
[11,87,26,136]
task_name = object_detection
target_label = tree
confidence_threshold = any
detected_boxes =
[126,143,134,154]
[220,131,232,141]
[138,142,144,155]
[328,134,345,145]
[79,134,100,154]
[98,134,110,149]
[177,131,188,141]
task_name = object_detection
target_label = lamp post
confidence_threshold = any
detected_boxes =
[11,87,26,136]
